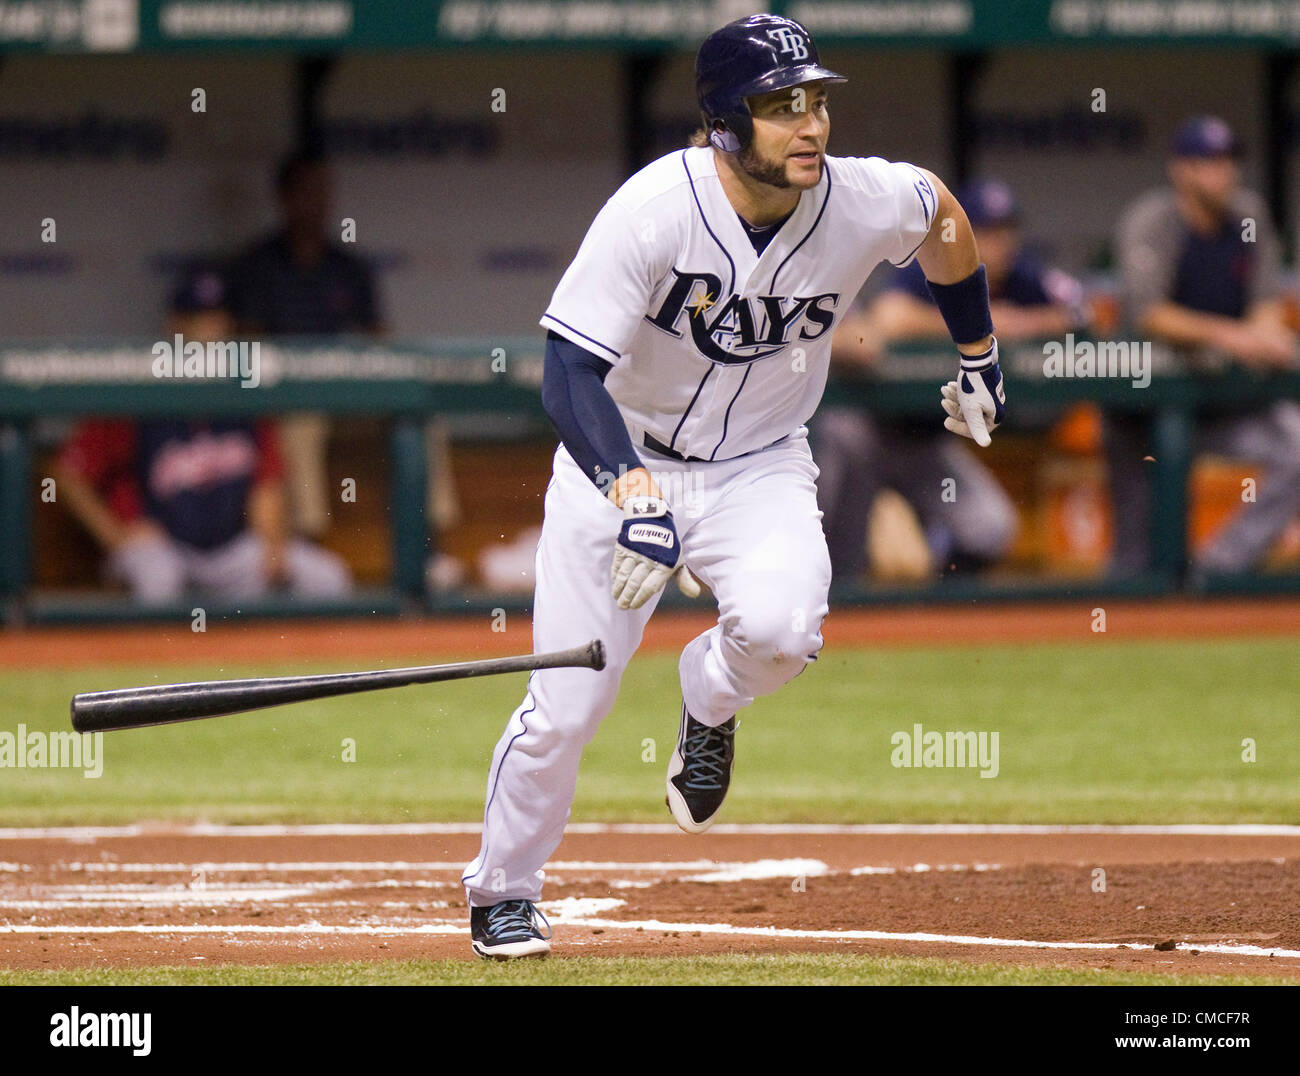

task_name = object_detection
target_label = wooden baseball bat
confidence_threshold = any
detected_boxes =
[70,639,606,734]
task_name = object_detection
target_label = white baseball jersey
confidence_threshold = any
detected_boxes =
[540,145,937,467]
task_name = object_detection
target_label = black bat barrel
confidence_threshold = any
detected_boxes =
[71,640,606,734]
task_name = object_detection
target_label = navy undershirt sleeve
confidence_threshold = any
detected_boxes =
[540,330,645,490]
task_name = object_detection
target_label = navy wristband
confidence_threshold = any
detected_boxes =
[925,264,994,346]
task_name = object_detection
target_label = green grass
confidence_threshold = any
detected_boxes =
[2,636,1297,825]
[2,952,1292,986]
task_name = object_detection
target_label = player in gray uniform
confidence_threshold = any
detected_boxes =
[463,14,1007,958]
[1108,116,1300,580]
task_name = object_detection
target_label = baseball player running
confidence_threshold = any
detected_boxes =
[463,13,1006,958]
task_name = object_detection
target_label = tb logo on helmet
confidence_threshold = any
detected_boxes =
[767,26,809,61]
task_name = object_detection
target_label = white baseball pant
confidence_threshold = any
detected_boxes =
[108,530,351,604]
[463,433,831,906]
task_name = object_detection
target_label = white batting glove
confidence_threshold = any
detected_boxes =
[675,566,702,598]
[940,338,1006,448]
[611,496,695,610]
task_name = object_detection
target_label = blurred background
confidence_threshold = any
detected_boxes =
[3,0,1300,624]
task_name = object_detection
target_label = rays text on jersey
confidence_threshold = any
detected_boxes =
[645,269,838,364]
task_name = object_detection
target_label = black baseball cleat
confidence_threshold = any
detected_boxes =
[666,703,736,834]
[470,899,552,960]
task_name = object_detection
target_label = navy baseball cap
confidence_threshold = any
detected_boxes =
[1172,116,1241,158]
[957,179,1019,228]
[170,265,229,314]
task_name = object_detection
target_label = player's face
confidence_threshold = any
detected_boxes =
[742,83,831,190]
[280,162,333,234]
[1169,155,1239,215]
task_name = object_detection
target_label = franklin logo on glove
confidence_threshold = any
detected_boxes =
[610,495,691,609]
[627,522,675,548]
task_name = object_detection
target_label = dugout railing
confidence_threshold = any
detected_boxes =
[1,337,1299,626]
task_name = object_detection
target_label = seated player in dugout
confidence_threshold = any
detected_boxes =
[1108,116,1300,580]
[462,14,1006,958]
[52,267,353,605]
[815,179,1087,582]
[228,151,462,580]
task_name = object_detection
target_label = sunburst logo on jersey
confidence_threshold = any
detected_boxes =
[687,288,716,319]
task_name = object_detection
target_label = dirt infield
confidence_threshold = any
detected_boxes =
[2,824,1297,978]
[4,596,1300,670]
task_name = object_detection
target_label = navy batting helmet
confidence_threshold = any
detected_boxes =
[696,14,846,153]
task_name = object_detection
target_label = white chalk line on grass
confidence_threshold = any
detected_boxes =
[2,918,1296,961]
[681,858,828,883]
[0,868,982,907]
[0,923,464,936]
[2,878,459,900]
[3,822,1300,840]
[3,899,453,912]
[52,859,825,875]
[0,859,825,909]
[850,863,1005,875]
[2,881,348,907]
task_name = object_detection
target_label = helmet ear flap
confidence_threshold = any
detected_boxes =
[708,121,741,153]
[705,112,750,154]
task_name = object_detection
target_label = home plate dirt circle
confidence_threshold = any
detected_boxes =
[2,823,1298,977]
